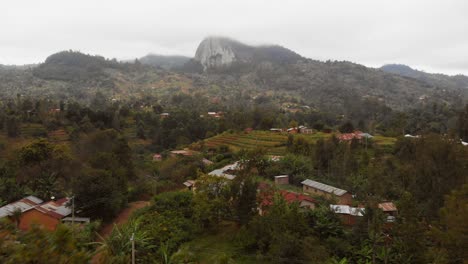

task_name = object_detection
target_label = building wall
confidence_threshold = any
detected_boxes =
[303,185,333,199]
[338,193,353,205]
[302,185,352,205]
[274,176,289,185]
[19,210,60,231]
[339,214,358,226]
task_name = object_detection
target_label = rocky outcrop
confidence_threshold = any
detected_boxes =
[194,37,238,70]
[194,37,302,71]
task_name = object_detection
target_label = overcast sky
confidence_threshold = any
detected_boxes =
[2,0,467,75]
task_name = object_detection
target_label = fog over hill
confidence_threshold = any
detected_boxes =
[380,64,468,90]
[0,37,467,113]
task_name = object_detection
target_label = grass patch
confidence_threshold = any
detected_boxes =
[172,221,264,264]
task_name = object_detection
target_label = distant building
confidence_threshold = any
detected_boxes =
[301,179,353,205]
[170,149,197,157]
[208,162,240,180]
[183,180,196,191]
[378,202,398,223]
[339,131,373,141]
[268,155,283,162]
[19,198,72,231]
[207,111,224,118]
[274,175,289,185]
[270,128,283,133]
[330,204,364,225]
[0,196,44,220]
[153,154,162,161]
[299,127,314,134]
[259,190,316,215]
[160,113,170,118]
[0,196,88,231]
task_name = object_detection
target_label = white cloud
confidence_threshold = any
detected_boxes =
[1,0,467,75]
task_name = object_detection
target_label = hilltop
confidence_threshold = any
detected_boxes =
[193,36,303,70]
[381,64,468,90]
[139,54,191,69]
[0,37,466,113]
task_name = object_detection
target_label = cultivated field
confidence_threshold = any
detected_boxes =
[203,130,396,155]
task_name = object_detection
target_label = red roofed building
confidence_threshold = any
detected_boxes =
[338,131,363,141]
[18,198,72,231]
[153,153,162,161]
[259,190,316,215]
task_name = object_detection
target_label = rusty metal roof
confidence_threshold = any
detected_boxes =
[301,179,347,196]
[378,202,397,212]
[330,205,364,216]
[0,196,43,218]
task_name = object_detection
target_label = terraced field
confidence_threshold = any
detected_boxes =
[20,123,47,137]
[204,131,287,155]
[48,129,69,142]
[203,130,396,155]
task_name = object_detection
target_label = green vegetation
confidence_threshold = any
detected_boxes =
[0,72,466,263]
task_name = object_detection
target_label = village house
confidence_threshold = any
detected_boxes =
[170,149,197,157]
[287,127,298,134]
[160,112,170,119]
[208,162,240,180]
[338,131,373,142]
[183,180,196,191]
[259,190,316,215]
[270,128,283,133]
[274,175,289,185]
[299,126,314,134]
[378,202,398,223]
[268,155,283,162]
[301,179,353,205]
[0,196,74,231]
[152,153,162,161]
[18,197,72,231]
[330,204,364,226]
[330,202,398,226]
[0,196,44,222]
[207,111,224,118]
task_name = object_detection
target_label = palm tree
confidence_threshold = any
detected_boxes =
[93,218,154,263]
[11,208,22,228]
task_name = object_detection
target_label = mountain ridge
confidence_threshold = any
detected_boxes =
[380,64,468,90]
[0,37,466,113]
[193,36,303,70]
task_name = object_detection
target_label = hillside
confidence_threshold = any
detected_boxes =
[380,64,468,90]
[139,54,191,69]
[0,38,467,113]
[194,37,303,70]
[202,130,396,155]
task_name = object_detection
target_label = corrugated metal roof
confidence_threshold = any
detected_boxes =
[183,180,195,187]
[34,198,72,219]
[301,179,347,196]
[330,205,364,216]
[208,162,239,180]
[0,196,43,218]
[378,202,397,212]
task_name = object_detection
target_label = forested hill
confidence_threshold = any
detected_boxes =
[139,54,191,69]
[0,39,467,114]
[381,64,468,90]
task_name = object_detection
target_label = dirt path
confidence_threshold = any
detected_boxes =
[98,200,150,239]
